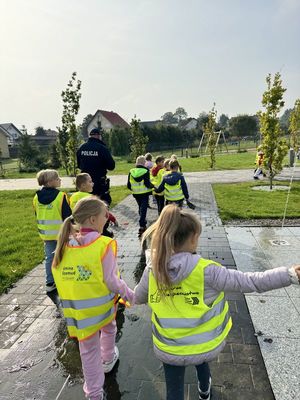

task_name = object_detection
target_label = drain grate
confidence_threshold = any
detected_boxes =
[269,239,290,246]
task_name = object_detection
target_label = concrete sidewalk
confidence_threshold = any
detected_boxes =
[0,183,279,399]
[226,227,300,400]
[0,166,299,190]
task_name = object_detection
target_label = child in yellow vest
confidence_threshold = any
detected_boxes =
[70,173,94,210]
[134,205,300,400]
[151,156,165,215]
[33,169,71,294]
[52,197,134,400]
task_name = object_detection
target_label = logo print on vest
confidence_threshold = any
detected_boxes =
[76,266,92,281]
[184,297,199,305]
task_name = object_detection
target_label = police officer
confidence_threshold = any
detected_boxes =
[76,127,115,205]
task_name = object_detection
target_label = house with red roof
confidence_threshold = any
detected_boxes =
[87,110,130,133]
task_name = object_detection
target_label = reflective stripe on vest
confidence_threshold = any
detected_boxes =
[164,181,184,201]
[129,169,152,195]
[148,258,232,356]
[61,292,115,310]
[66,308,114,329]
[52,236,116,341]
[152,312,231,346]
[33,192,65,240]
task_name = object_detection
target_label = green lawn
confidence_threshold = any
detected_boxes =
[1,151,261,179]
[213,181,300,222]
[0,186,130,294]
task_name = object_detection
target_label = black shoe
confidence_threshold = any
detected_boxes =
[253,176,259,180]
[138,227,147,237]
[103,229,114,238]
[198,376,211,400]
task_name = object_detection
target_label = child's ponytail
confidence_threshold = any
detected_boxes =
[143,204,201,296]
[52,216,74,267]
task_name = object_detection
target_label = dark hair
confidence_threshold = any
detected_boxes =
[155,156,165,164]
[90,128,102,136]
[169,160,180,170]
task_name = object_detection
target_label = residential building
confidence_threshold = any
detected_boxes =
[87,110,130,133]
[0,123,22,146]
[0,127,10,158]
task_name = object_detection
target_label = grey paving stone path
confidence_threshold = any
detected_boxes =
[0,183,278,400]
[225,227,300,400]
[0,166,299,190]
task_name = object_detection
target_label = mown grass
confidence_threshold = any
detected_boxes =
[2,151,261,178]
[0,186,130,294]
[213,181,300,222]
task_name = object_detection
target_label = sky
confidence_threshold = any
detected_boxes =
[0,0,299,133]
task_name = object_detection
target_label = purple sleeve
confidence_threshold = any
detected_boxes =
[205,264,291,293]
[134,267,150,304]
[102,245,135,304]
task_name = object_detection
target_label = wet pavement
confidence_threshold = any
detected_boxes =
[226,227,300,400]
[0,182,288,399]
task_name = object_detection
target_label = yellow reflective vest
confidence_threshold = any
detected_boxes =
[164,180,184,201]
[70,191,91,211]
[33,191,66,241]
[52,236,116,341]
[129,168,152,195]
[151,168,165,196]
[148,258,232,356]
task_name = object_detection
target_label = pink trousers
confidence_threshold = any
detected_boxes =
[79,320,117,400]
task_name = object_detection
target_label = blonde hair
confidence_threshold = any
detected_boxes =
[136,155,146,166]
[75,173,90,190]
[142,204,201,296]
[170,154,178,160]
[164,158,170,169]
[52,196,107,267]
[36,169,59,186]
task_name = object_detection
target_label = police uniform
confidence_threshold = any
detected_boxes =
[76,132,115,205]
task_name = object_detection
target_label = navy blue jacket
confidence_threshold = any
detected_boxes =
[76,137,115,181]
[156,171,189,199]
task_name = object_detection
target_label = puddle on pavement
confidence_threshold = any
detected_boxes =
[133,248,146,284]
[48,250,147,397]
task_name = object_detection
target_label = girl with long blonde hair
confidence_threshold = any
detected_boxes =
[134,204,300,400]
[52,196,134,400]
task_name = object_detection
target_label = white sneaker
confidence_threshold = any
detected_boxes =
[102,346,119,373]
[198,376,212,400]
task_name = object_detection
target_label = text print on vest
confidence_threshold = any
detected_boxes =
[81,150,98,156]
[150,286,200,303]
[61,265,92,281]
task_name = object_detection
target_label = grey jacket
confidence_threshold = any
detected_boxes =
[134,251,294,366]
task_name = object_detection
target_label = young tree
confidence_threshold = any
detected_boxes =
[289,99,300,149]
[18,126,40,171]
[58,72,82,175]
[49,143,61,169]
[204,105,218,169]
[258,72,288,189]
[110,127,131,156]
[130,115,148,161]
